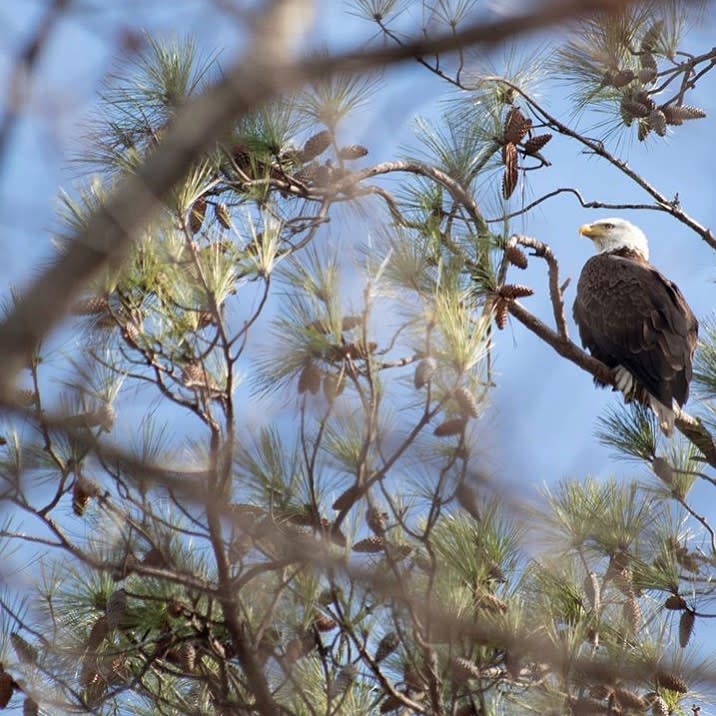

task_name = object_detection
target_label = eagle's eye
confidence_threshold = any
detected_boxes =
[603,222,614,229]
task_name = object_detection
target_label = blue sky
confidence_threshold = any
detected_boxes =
[1,0,715,705]
[2,0,716,556]
[1,2,715,486]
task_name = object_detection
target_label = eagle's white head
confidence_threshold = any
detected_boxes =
[579,218,649,261]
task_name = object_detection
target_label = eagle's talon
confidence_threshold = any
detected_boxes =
[613,366,635,397]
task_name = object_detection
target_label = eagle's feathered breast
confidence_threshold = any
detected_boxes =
[573,251,698,408]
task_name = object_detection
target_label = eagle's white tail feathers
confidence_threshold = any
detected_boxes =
[613,366,675,436]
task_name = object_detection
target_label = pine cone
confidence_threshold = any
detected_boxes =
[641,21,664,52]
[640,50,658,71]
[286,631,317,664]
[493,298,510,329]
[142,546,166,568]
[650,695,669,716]
[123,318,142,343]
[353,535,385,553]
[679,609,695,648]
[297,362,321,395]
[501,141,517,166]
[329,664,358,697]
[505,244,528,269]
[375,631,399,662]
[106,589,129,630]
[655,670,688,693]
[313,614,338,632]
[84,668,107,705]
[455,480,482,520]
[662,104,706,125]
[503,107,531,144]
[675,104,706,120]
[72,476,100,516]
[214,203,231,229]
[86,615,109,652]
[664,594,687,610]
[475,592,508,613]
[638,67,658,84]
[230,142,252,172]
[453,386,479,418]
[502,149,518,199]
[611,69,636,87]
[589,684,613,700]
[293,163,320,185]
[522,133,552,154]
[79,657,101,689]
[414,357,437,389]
[182,362,206,387]
[106,655,128,684]
[180,642,196,672]
[609,549,630,573]
[620,96,651,126]
[499,284,534,299]
[11,633,36,664]
[189,197,207,234]
[300,130,332,162]
[434,417,467,437]
[648,108,667,136]
[332,483,361,511]
[451,656,480,683]
[638,120,651,141]
[674,546,700,573]
[337,144,368,160]
[614,688,646,710]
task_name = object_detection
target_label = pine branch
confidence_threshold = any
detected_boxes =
[491,78,716,251]
[485,186,671,223]
[512,235,569,339]
[0,0,643,391]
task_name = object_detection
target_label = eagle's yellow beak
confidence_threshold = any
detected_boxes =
[579,223,601,238]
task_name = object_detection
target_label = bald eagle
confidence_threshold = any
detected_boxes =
[573,218,698,435]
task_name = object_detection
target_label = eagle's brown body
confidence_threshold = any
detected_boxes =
[574,247,698,413]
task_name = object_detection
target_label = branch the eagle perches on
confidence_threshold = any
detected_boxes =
[505,234,716,467]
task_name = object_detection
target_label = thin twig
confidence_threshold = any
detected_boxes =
[486,187,669,223]
[513,234,569,339]
[0,0,639,389]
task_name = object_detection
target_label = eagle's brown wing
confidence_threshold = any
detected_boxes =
[573,254,698,407]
